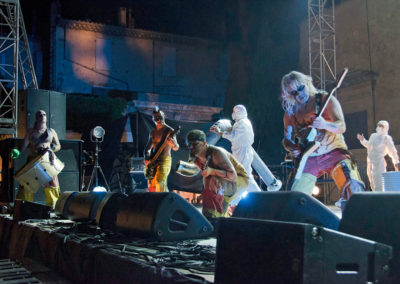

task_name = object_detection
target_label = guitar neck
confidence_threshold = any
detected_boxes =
[150,142,168,163]
[149,127,180,163]
[316,68,348,118]
[316,88,337,119]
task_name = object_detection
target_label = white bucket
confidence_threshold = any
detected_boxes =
[382,171,400,192]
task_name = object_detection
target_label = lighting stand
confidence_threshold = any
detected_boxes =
[87,140,110,191]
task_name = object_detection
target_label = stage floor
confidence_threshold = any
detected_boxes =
[0,201,343,283]
[0,214,215,283]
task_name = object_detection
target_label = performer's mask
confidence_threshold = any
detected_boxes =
[232,105,247,121]
[36,110,47,122]
[376,120,389,135]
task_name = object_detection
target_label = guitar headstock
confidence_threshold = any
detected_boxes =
[336,67,349,89]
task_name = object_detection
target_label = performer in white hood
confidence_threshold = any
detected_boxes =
[357,120,399,191]
[210,105,261,201]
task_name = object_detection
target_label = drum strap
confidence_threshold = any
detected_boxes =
[37,148,55,166]
[32,129,51,146]
[48,150,55,166]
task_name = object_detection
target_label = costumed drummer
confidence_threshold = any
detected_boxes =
[357,120,399,191]
[281,71,364,211]
[12,110,61,208]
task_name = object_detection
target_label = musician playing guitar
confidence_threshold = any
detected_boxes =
[281,70,364,211]
[144,107,179,192]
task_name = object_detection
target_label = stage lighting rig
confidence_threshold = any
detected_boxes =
[91,126,105,142]
[87,126,110,191]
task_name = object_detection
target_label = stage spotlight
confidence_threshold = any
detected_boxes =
[87,125,110,191]
[93,186,107,192]
[312,186,320,196]
[91,126,105,142]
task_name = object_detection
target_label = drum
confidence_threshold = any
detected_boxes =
[382,171,400,192]
[14,152,64,193]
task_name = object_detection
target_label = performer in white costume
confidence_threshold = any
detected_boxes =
[210,105,261,204]
[357,120,399,192]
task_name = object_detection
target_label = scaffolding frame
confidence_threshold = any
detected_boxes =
[0,0,37,136]
[308,0,337,90]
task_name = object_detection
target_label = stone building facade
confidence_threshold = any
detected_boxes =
[52,19,228,122]
[299,0,400,168]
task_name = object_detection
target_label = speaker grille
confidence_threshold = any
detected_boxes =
[234,191,340,230]
[115,192,213,241]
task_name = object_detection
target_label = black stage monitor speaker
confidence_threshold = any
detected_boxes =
[115,192,213,241]
[13,200,51,222]
[96,192,127,231]
[55,191,107,221]
[233,191,340,230]
[54,191,77,218]
[339,192,400,282]
[215,217,392,284]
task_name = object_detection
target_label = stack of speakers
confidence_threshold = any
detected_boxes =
[213,191,397,284]
[0,88,78,202]
[18,89,66,139]
[53,190,399,283]
[54,191,214,242]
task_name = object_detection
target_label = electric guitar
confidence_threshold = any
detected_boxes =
[144,126,181,180]
[295,68,349,180]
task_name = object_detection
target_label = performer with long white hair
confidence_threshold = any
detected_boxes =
[281,70,364,211]
[357,120,399,191]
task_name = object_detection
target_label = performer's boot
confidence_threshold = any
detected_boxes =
[44,186,60,209]
[15,186,34,202]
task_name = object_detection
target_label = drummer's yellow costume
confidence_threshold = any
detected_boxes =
[15,110,61,208]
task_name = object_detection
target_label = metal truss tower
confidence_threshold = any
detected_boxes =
[0,0,37,136]
[308,0,337,90]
